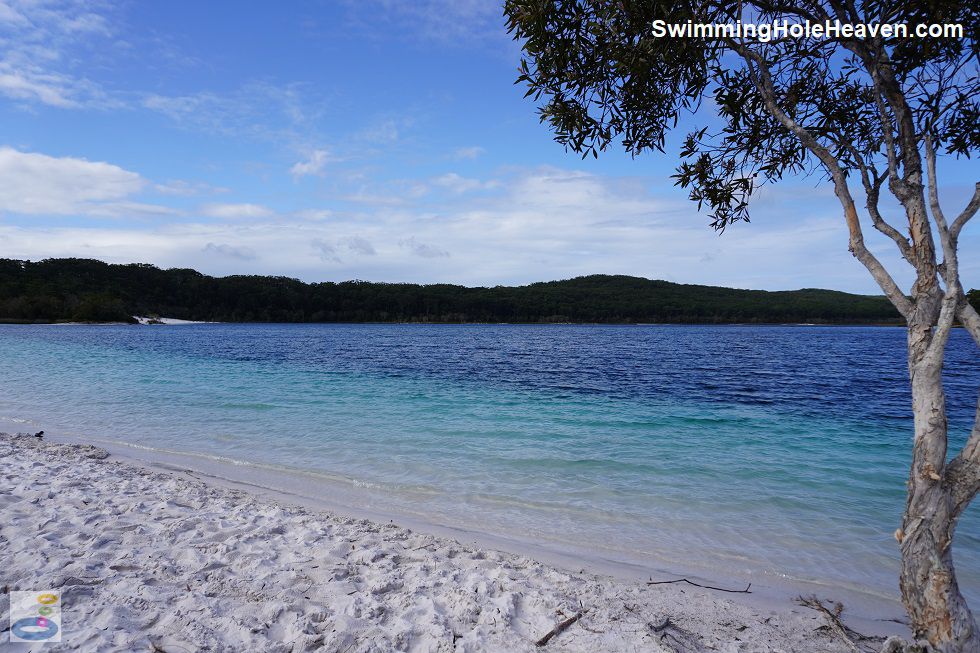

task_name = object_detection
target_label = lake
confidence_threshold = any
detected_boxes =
[1,323,977,605]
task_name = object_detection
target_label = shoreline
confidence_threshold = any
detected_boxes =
[1,430,909,651]
[1,320,908,327]
[62,431,907,615]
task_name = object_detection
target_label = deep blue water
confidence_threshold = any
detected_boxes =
[1,324,977,603]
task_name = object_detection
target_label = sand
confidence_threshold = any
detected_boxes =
[0,432,899,652]
[132,317,212,325]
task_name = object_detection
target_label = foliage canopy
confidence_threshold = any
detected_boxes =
[505,0,978,229]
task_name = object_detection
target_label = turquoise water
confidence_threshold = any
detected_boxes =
[1,323,977,604]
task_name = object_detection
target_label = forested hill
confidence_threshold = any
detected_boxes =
[0,257,967,325]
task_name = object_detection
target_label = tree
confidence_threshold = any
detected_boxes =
[0,258,904,324]
[504,1,979,649]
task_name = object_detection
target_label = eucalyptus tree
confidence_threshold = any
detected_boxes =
[504,1,979,649]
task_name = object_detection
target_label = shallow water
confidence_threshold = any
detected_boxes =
[1,323,977,603]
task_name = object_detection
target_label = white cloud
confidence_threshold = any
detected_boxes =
[0,0,329,138]
[432,172,496,194]
[141,92,207,118]
[0,147,146,215]
[451,146,485,160]
[0,1,119,108]
[343,179,429,205]
[290,149,332,179]
[349,1,508,47]
[154,180,230,196]
[200,203,275,219]
[142,82,324,142]
[359,119,399,144]
[0,2,29,26]
[293,209,333,221]
[345,236,376,256]
[203,242,257,260]
[400,236,449,258]
[56,10,110,35]
[1,166,959,294]
[311,239,340,262]
[83,201,180,218]
[0,67,77,107]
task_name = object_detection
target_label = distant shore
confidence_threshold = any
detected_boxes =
[1,431,906,651]
[2,258,920,325]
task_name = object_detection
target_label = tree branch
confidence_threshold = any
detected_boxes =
[925,135,950,236]
[731,43,913,319]
[921,140,975,363]
[951,183,980,243]
[958,300,980,349]
[945,395,980,520]
[873,91,903,191]
[748,0,822,23]
[840,39,939,288]
[858,165,914,264]
[859,46,921,193]
[922,134,961,357]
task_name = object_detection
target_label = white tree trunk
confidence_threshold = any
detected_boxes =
[899,323,980,651]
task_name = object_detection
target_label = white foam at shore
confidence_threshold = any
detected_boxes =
[0,433,904,651]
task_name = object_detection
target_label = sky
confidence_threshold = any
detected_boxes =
[0,0,976,293]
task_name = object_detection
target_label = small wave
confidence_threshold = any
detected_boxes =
[80,436,433,496]
[0,415,39,425]
[220,402,278,411]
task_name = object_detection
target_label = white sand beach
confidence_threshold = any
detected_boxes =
[1,432,902,652]
[132,317,213,325]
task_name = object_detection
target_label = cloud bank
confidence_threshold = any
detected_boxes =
[0,147,145,215]
[1,154,951,294]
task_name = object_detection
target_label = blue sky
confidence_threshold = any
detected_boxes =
[0,0,976,293]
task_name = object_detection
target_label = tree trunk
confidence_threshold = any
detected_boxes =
[899,324,980,651]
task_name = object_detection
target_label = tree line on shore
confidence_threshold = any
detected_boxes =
[0,257,973,325]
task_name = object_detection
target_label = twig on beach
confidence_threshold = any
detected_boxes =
[648,618,707,653]
[535,610,585,647]
[148,641,195,653]
[646,577,752,594]
[876,616,911,626]
[795,595,882,653]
